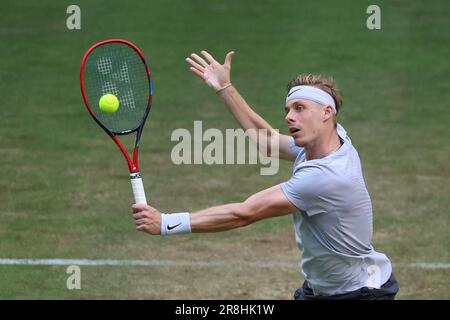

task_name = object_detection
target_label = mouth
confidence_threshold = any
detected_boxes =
[289,127,301,134]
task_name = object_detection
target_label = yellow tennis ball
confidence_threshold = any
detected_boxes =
[99,94,119,113]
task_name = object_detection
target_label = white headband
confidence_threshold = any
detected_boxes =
[286,85,336,114]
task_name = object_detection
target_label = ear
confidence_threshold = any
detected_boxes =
[322,105,334,121]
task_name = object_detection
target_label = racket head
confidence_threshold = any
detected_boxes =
[80,39,152,136]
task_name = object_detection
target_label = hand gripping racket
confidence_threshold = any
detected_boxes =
[80,39,152,204]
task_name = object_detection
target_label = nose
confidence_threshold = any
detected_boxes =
[285,109,294,123]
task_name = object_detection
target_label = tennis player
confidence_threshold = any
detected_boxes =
[131,51,399,300]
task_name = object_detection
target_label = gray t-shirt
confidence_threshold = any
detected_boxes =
[280,124,392,296]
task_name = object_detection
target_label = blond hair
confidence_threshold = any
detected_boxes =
[287,74,343,117]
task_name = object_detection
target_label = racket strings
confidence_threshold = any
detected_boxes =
[84,42,149,133]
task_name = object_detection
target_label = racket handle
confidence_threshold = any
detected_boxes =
[130,172,147,204]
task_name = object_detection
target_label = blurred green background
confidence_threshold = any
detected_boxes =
[0,0,448,299]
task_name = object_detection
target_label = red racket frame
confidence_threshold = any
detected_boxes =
[80,39,152,173]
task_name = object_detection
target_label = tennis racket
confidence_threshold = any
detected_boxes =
[80,39,152,204]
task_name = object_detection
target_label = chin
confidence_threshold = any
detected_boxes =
[294,138,307,148]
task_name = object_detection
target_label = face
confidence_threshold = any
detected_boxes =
[284,99,329,147]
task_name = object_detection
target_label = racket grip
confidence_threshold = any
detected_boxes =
[130,172,147,204]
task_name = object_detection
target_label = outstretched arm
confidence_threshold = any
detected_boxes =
[186,51,296,161]
[132,185,296,235]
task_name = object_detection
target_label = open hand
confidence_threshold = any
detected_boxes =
[186,50,235,92]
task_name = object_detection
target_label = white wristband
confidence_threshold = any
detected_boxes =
[161,212,191,236]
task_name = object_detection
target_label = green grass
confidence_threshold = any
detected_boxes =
[0,0,449,299]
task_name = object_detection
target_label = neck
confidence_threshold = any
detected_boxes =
[305,129,341,160]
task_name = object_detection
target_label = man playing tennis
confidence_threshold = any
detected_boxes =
[131,51,399,300]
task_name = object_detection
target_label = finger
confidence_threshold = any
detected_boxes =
[132,203,147,210]
[136,224,147,231]
[190,67,205,79]
[132,206,145,213]
[132,203,151,213]
[135,218,148,226]
[224,51,235,67]
[190,53,209,67]
[186,57,205,72]
[200,50,217,64]
[132,212,146,220]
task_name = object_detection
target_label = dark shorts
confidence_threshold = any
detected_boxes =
[294,273,399,300]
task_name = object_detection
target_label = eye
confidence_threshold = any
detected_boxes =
[294,105,304,111]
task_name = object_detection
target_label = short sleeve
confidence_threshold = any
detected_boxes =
[280,165,336,216]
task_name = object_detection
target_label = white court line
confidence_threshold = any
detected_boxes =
[402,262,450,270]
[0,259,295,268]
[0,259,449,270]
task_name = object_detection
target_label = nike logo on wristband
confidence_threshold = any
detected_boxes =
[167,223,182,231]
